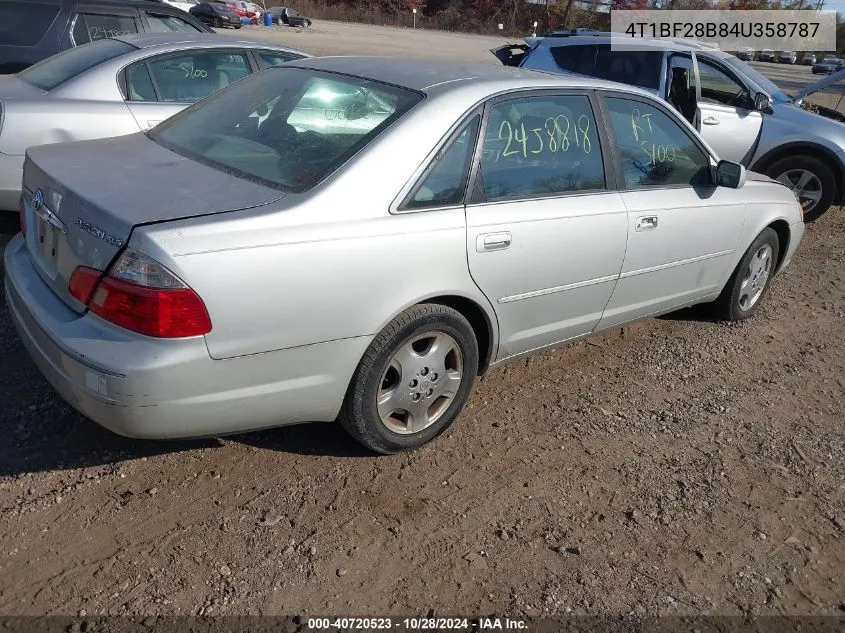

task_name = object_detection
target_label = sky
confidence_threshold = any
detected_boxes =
[821,0,845,12]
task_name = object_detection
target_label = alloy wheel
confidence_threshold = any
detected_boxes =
[738,244,773,311]
[775,168,823,217]
[377,331,464,435]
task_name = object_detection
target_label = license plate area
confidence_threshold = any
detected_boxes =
[26,198,61,281]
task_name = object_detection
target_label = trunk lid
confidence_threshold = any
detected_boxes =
[22,132,285,313]
[792,67,845,101]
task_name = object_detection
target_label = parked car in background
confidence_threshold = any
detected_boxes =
[0,0,211,74]
[7,58,804,453]
[758,49,776,62]
[224,1,259,23]
[812,56,844,74]
[266,6,311,27]
[736,47,755,61]
[163,0,199,12]
[777,51,797,64]
[494,32,845,221]
[802,53,817,65]
[0,34,307,211]
[189,2,242,28]
[228,0,262,19]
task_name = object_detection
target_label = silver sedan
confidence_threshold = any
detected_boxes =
[5,58,804,453]
[0,33,308,211]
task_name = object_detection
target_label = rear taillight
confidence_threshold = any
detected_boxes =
[71,250,211,338]
[19,196,26,237]
[68,266,103,305]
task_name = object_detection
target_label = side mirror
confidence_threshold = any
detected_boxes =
[715,160,746,189]
[754,93,770,111]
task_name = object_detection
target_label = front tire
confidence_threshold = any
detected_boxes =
[767,154,835,222]
[339,304,479,454]
[711,228,779,321]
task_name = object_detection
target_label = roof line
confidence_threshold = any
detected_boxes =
[423,76,477,90]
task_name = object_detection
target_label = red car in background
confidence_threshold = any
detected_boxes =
[226,1,261,23]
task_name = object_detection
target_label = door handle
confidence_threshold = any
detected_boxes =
[477,232,511,252]
[702,116,720,125]
[635,216,658,231]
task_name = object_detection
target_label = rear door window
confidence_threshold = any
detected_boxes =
[145,50,251,102]
[550,44,663,90]
[478,94,606,201]
[145,13,204,32]
[0,1,60,46]
[72,13,138,45]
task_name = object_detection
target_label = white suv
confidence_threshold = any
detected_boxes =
[494,30,845,221]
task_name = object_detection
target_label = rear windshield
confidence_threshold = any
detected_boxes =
[550,44,663,90]
[149,67,424,192]
[0,1,60,47]
[17,39,134,90]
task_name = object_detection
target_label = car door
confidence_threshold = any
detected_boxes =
[123,49,252,129]
[464,91,628,361]
[596,92,746,329]
[692,54,763,164]
[664,52,697,126]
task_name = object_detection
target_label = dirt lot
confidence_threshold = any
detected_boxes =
[0,22,843,620]
[218,20,506,63]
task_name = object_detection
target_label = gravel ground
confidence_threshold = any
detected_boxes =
[0,24,843,619]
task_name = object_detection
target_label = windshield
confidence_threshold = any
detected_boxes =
[149,67,424,192]
[721,55,791,103]
[17,39,134,91]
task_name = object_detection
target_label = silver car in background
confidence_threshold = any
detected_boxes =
[5,59,804,453]
[0,33,308,211]
[496,32,845,221]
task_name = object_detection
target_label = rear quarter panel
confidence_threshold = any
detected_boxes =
[0,99,140,155]
[134,206,493,360]
[130,96,500,360]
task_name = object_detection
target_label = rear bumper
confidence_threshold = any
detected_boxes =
[0,153,23,212]
[4,234,370,439]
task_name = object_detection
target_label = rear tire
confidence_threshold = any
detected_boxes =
[766,155,835,222]
[710,228,779,322]
[339,304,478,454]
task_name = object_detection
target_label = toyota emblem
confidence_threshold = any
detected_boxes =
[32,189,44,212]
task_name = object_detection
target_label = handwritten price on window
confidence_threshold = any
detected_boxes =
[498,114,592,159]
[630,108,677,167]
[88,26,132,40]
[178,64,209,79]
